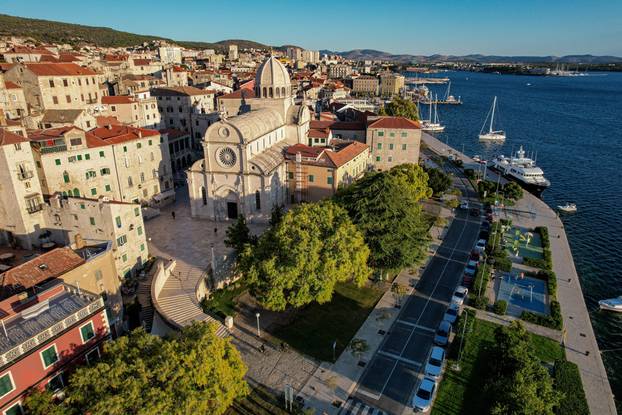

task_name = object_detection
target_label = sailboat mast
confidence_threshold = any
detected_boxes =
[428,94,432,123]
[490,96,497,133]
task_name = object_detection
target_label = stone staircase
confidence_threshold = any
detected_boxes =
[155,260,228,337]
[137,273,154,333]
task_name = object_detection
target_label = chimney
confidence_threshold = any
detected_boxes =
[138,130,142,138]
[106,124,112,130]
[74,233,85,249]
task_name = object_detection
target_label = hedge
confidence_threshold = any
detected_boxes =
[521,300,562,330]
[553,360,589,415]
[535,226,554,270]
[470,265,491,308]
[493,300,508,315]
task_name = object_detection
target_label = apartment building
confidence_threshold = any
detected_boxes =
[0,76,28,120]
[128,58,162,76]
[45,195,149,281]
[160,128,193,172]
[0,280,108,414]
[379,72,405,96]
[158,46,182,65]
[352,75,379,96]
[163,66,188,87]
[39,109,96,130]
[0,129,46,250]
[228,44,238,61]
[285,141,370,202]
[328,64,353,79]
[29,125,173,204]
[151,86,216,144]
[5,63,103,113]
[101,94,161,129]
[366,116,422,170]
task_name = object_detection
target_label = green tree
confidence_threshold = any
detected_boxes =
[335,171,430,271]
[378,96,420,121]
[486,321,561,415]
[25,324,248,415]
[503,181,524,201]
[225,214,252,253]
[425,168,452,196]
[241,201,371,311]
[389,163,432,200]
[269,204,284,227]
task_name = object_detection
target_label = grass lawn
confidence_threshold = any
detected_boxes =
[271,281,385,362]
[431,315,565,415]
[201,281,247,319]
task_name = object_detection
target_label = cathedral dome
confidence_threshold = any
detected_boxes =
[255,56,291,99]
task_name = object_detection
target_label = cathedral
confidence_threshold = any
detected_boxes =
[188,57,310,222]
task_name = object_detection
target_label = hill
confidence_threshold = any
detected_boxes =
[0,14,269,51]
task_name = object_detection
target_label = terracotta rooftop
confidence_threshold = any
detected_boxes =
[309,120,366,131]
[24,63,98,77]
[0,247,85,297]
[3,81,20,89]
[286,141,369,168]
[159,128,189,139]
[367,116,421,129]
[86,125,159,145]
[151,86,213,96]
[41,109,85,124]
[286,143,325,159]
[219,88,256,99]
[102,95,136,104]
[324,141,369,168]
[308,128,330,139]
[28,126,80,141]
[95,116,122,127]
[0,129,28,146]
[133,59,152,66]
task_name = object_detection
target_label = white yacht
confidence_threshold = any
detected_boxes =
[488,146,551,194]
[558,203,577,213]
[422,94,445,132]
[479,96,506,141]
[599,296,622,312]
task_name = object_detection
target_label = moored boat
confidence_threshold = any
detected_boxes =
[558,203,577,213]
[599,296,622,312]
[488,146,550,195]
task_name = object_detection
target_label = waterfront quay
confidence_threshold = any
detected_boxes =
[422,133,617,415]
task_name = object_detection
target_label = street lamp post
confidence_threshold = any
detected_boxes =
[255,312,261,337]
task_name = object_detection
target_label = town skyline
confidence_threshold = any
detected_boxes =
[1,0,621,56]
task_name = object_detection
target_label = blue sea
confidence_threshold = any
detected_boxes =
[413,70,622,407]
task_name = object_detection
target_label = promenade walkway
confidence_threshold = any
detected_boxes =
[422,133,617,415]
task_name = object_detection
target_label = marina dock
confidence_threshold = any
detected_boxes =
[405,77,450,85]
[421,132,618,415]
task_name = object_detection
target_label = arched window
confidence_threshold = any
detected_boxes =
[281,87,286,97]
[63,171,70,183]
[262,87,267,98]
[269,87,273,98]
[201,186,207,206]
[73,188,80,197]
[128,176,133,187]
[275,87,280,98]
[255,190,261,210]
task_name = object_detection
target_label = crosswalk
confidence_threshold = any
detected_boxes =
[339,398,389,415]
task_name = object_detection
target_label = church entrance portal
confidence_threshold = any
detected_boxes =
[227,202,238,219]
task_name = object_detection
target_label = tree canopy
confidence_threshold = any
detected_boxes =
[486,321,561,415]
[389,163,433,200]
[240,201,371,311]
[225,214,254,254]
[25,324,248,415]
[335,170,430,271]
[425,167,452,196]
[378,96,420,121]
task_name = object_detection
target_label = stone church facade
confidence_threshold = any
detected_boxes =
[188,57,310,222]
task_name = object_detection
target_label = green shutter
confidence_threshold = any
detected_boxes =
[55,159,61,166]
[0,373,13,396]
[80,323,95,341]
[99,151,105,158]
[41,346,58,367]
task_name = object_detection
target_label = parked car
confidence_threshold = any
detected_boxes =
[481,220,491,231]
[478,230,490,240]
[425,346,446,379]
[460,200,469,210]
[464,260,478,277]
[470,208,480,217]
[443,303,461,324]
[451,286,469,306]
[470,249,482,262]
[474,239,487,253]
[434,320,452,346]
[413,376,438,412]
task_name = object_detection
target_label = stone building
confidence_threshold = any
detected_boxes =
[379,72,405,96]
[366,116,422,170]
[188,56,310,222]
[352,75,379,96]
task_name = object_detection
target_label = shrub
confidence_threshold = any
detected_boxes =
[494,254,512,272]
[523,257,548,269]
[553,360,589,415]
[493,300,508,315]
[520,300,562,329]
[464,168,475,179]
[472,295,488,310]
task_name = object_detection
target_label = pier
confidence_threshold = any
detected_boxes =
[422,133,618,415]
[405,77,449,85]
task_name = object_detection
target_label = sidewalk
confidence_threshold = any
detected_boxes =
[298,206,454,414]
[422,133,617,415]
[470,307,561,342]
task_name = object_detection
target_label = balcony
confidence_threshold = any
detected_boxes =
[26,204,43,214]
[40,145,68,154]
[17,170,34,180]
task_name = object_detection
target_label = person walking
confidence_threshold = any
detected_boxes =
[171,211,176,220]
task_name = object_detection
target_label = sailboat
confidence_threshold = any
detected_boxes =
[479,96,506,141]
[422,94,445,132]
[443,81,462,104]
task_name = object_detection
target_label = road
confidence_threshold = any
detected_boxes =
[341,151,482,415]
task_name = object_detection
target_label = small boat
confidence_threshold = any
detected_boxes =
[479,96,506,141]
[558,203,577,213]
[421,94,445,132]
[599,296,622,312]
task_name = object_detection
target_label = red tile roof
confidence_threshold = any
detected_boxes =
[219,88,256,99]
[309,120,366,131]
[324,141,369,168]
[3,81,20,89]
[104,54,128,62]
[7,46,54,55]
[0,129,28,146]
[95,116,122,127]
[133,59,152,66]
[308,128,330,139]
[87,125,159,145]
[159,128,189,139]
[0,247,85,293]
[24,63,98,76]
[367,116,421,129]
[151,86,212,96]
[286,144,325,159]
[28,126,80,141]
[101,95,136,104]
[286,141,369,168]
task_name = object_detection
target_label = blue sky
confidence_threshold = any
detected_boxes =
[1,0,621,56]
